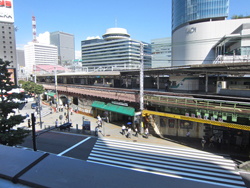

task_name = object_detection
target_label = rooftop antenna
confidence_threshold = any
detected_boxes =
[32,11,38,43]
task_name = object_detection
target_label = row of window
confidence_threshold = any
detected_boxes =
[2,31,11,34]
[2,55,14,58]
[1,26,11,29]
[2,41,12,44]
[2,50,13,53]
[2,46,12,48]
[2,36,12,39]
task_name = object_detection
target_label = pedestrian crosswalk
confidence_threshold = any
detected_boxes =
[87,138,246,188]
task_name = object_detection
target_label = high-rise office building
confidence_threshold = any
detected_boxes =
[81,28,151,71]
[172,0,250,66]
[24,42,58,76]
[151,37,171,68]
[172,0,229,32]
[50,31,75,65]
[0,0,17,71]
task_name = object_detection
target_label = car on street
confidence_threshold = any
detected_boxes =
[31,103,37,109]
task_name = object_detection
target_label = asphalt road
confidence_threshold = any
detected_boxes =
[20,131,97,161]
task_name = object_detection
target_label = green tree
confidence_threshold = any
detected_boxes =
[0,59,30,146]
[21,81,44,95]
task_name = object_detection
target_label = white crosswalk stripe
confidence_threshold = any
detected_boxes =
[87,138,246,188]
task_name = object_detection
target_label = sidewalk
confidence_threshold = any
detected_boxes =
[18,102,250,160]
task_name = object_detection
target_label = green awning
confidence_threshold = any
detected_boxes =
[47,92,56,97]
[91,101,106,109]
[103,103,135,116]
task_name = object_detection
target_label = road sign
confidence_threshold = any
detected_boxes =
[54,94,57,99]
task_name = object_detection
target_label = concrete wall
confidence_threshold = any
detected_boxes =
[172,18,250,66]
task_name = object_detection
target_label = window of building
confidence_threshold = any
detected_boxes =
[9,41,12,44]
[3,41,5,43]
[9,27,11,29]
[2,36,5,38]
[9,32,11,34]
[9,37,11,39]
[2,26,4,29]
[10,46,12,49]
[4,56,6,58]
[2,31,4,34]
[3,46,5,48]
[10,51,12,53]
[4,51,6,53]
[11,56,13,58]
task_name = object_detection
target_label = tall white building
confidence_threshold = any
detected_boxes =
[81,28,151,71]
[151,37,171,68]
[24,42,58,76]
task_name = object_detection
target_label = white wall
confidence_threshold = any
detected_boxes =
[172,18,250,66]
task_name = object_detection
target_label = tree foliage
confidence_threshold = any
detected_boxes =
[0,59,30,146]
[21,81,44,95]
[231,14,250,19]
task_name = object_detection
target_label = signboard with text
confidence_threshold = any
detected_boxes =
[0,0,14,23]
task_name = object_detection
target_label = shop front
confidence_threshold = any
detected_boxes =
[91,101,135,127]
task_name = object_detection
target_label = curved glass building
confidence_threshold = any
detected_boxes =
[172,0,229,31]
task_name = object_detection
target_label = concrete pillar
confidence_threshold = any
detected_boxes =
[205,73,208,94]
[111,78,114,87]
[157,75,160,91]
[103,76,105,86]
[126,76,128,88]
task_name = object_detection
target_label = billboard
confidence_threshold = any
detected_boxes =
[0,0,14,23]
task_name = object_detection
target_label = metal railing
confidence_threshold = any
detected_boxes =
[213,55,250,64]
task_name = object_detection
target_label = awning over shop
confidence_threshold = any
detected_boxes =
[91,101,106,109]
[103,103,135,116]
[47,92,56,97]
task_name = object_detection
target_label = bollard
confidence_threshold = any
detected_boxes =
[76,124,78,132]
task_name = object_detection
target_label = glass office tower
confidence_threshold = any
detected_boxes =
[172,0,229,31]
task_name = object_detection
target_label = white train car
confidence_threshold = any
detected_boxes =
[169,75,199,91]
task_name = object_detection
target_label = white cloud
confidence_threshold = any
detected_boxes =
[86,36,101,40]
[75,50,81,59]
[37,31,50,44]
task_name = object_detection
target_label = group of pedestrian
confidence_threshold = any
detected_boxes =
[201,135,223,150]
[121,124,148,139]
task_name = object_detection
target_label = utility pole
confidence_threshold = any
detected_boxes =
[31,113,37,151]
[140,42,144,134]
[55,64,58,108]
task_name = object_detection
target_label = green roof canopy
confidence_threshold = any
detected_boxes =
[103,103,135,116]
[47,92,56,97]
[91,101,106,109]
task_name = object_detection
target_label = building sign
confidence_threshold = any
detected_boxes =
[180,120,193,129]
[186,27,196,34]
[111,101,128,107]
[198,114,202,119]
[0,0,14,23]
[219,118,223,122]
[191,113,195,118]
[185,113,189,117]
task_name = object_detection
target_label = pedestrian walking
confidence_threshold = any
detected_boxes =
[144,128,149,138]
[70,108,73,115]
[28,119,31,128]
[95,126,98,136]
[134,127,138,137]
[121,124,126,135]
[165,82,169,92]
[201,137,206,150]
[55,119,58,128]
[126,128,131,138]
[186,130,190,142]
[208,135,215,147]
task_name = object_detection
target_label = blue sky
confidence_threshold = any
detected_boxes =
[13,0,249,56]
